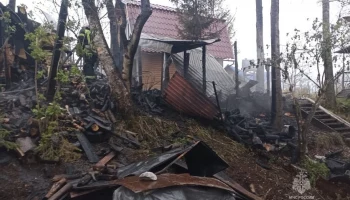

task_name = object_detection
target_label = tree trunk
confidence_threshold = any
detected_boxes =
[322,0,336,109]
[46,0,68,101]
[82,0,131,113]
[118,0,152,90]
[256,0,265,92]
[271,0,283,130]
[106,0,123,70]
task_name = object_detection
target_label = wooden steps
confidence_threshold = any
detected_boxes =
[299,99,350,143]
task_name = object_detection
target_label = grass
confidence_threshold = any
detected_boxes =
[335,98,350,120]
[37,121,81,162]
[120,115,246,164]
[302,158,330,186]
[0,112,17,150]
[315,132,345,151]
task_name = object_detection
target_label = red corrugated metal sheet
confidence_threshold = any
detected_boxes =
[164,72,219,119]
[126,1,234,59]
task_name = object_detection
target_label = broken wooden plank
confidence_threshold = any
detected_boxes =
[107,110,117,123]
[76,132,99,163]
[47,182,72,200]
[109,142,124,153]
[52,174,82,182]
[94,151,116,169]
[70,189,101,199]
[123,130,138,137]
[44,178,67,199]
[112,132,140,148]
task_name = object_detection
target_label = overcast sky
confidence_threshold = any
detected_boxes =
[2,0,347,67]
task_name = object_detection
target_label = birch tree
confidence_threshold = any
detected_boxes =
[322,0,337,109]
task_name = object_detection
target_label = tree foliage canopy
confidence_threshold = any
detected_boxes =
[170,0,233,40]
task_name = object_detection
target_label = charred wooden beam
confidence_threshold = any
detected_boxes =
[183,50,189,79]
[76,132,99,163]
[46,0,68,101]
[212,81,223,121]
[8,0,16,11]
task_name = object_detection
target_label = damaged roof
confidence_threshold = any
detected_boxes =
[140,33,220,54]
[171,49,237,103]
[126,1,234,59]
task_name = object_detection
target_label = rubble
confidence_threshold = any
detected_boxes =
[40,140,261,200]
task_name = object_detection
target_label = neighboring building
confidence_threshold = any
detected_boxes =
[125,1,234,89]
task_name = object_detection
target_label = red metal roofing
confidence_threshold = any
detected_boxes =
[163,72,219,119]
[126,1,234,59]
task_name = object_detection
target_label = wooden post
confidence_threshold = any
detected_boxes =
[202,45,207,94]
[162,53,171,91]
[184,50,190,79]
[46,0,68,100]
[137,48,142,87]
[234,41,239,96]
[212,81,223,121]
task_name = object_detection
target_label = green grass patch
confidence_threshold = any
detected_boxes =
[302,158,330,186]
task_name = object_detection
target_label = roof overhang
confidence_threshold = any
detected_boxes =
[139,33,221,54]
[335,45,350,54]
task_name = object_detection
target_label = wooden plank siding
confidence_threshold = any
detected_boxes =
[141,51,176,90]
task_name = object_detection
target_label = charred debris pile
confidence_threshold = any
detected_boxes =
[1,2,350,200]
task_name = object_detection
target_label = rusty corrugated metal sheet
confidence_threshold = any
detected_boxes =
[172,49,237,103]
[164,72,219,119]
[115,173,234,193]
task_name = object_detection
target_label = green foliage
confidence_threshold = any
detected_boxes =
[25,26,51,61]
[56,69,70,84]
[0,128,17,150]
[0,113,17,150]
[32,101,63,121]
[302,159,330,186]
[70,65,81,77]
[0,11,16,35]
[37,70,45,79]
[170,0,233,40]
[37,121,81,162]
[76,43,93,58]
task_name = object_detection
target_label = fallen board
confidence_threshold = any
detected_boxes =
[76,132,99,163]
